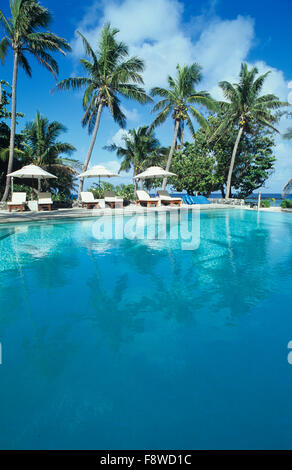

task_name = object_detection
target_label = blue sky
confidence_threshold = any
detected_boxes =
[1,0,292,191]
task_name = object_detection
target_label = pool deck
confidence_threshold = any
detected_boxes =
[0,203,289,224]
[0,203,236,224]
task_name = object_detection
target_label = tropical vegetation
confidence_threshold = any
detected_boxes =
[104,126,167,189]
[212,63,286,198]
[22,112,79,195]
[281,199,292,209]
[0,0,71,201]
[56,23,150,199]
[150,64,216,188]
[0,2,288,204]
[170,118,276,198]
[90,181,136,201]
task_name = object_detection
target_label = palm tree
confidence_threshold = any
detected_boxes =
[104,126,165,190]
[216,63,286,199]
[23,111,78,192]
[0,0,71,202]
[56,23,151,199]
[150,64,216,189]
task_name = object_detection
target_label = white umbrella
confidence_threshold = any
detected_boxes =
[77,165,119,187]
[8,164,57,195]
[134,166,177,195]
[283,178,292,198]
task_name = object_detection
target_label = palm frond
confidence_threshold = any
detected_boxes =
[185,115,196,140]
[150,86,170,98]
[0,9,12,35]
[55,77,91,91]
[117,83,151,103]
[18,51,32,76]
[0,37,9,65]
[76,30,98,66]
[149,107,171,130]
[189,106,209,129]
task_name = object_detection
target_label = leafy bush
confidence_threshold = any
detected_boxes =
[260,200,271,208]
[13,183,34,199]
[52,193,72,204]
[90,182,114,198]
[89,182,136,201]
[281,199,292,209]
[115,184,136,200]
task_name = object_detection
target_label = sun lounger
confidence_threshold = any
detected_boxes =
[38,192,53,211]
[7,192,27,212]
[136,190,159,207]
[81,192,100,209]
[157,190,182,207]
[104,191,123,208]
[182,195,210,205]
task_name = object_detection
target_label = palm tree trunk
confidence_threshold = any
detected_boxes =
[133,166,138,191]
[225,125,244,199]
[162,119,180,190]
[1,50,18,202]
[180,124,184,149]
[77,103,103,199]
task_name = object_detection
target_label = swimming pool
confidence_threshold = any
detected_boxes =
[1,208,292,449]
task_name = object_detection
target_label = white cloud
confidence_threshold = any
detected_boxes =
[109,129,129,147]
[97,159,132,183]
[71,0,193,89]
[71,0,292,192]
[194,16,255,99]
[265,139,292,192]
[121,106,140,122]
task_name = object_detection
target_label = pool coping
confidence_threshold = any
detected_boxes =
[0,203,240,224]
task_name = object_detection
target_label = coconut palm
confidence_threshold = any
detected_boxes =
[23,112,78,192]
[104,126,166,190]
[56,23,151,199]
[0,0,71,201]
[216,63,286,199]
[150,64,216,189]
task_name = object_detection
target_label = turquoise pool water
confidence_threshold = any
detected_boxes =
[1,208,292,450]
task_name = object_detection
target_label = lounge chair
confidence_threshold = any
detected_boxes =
[38,192,53,211]
[136,190,159,207]
[158,190,182,207]
[182,195,210,205]
[104,191,123,209]
[7,192,26,212]
[81,192,100,209]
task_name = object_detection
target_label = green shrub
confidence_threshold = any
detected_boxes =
[52,193,72,204]
[90,182,114,199]
[13,183,34,199]
[89,182,136,201]
[260,200,271,208]
[281,199,292,209]
[115,184,136,200]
